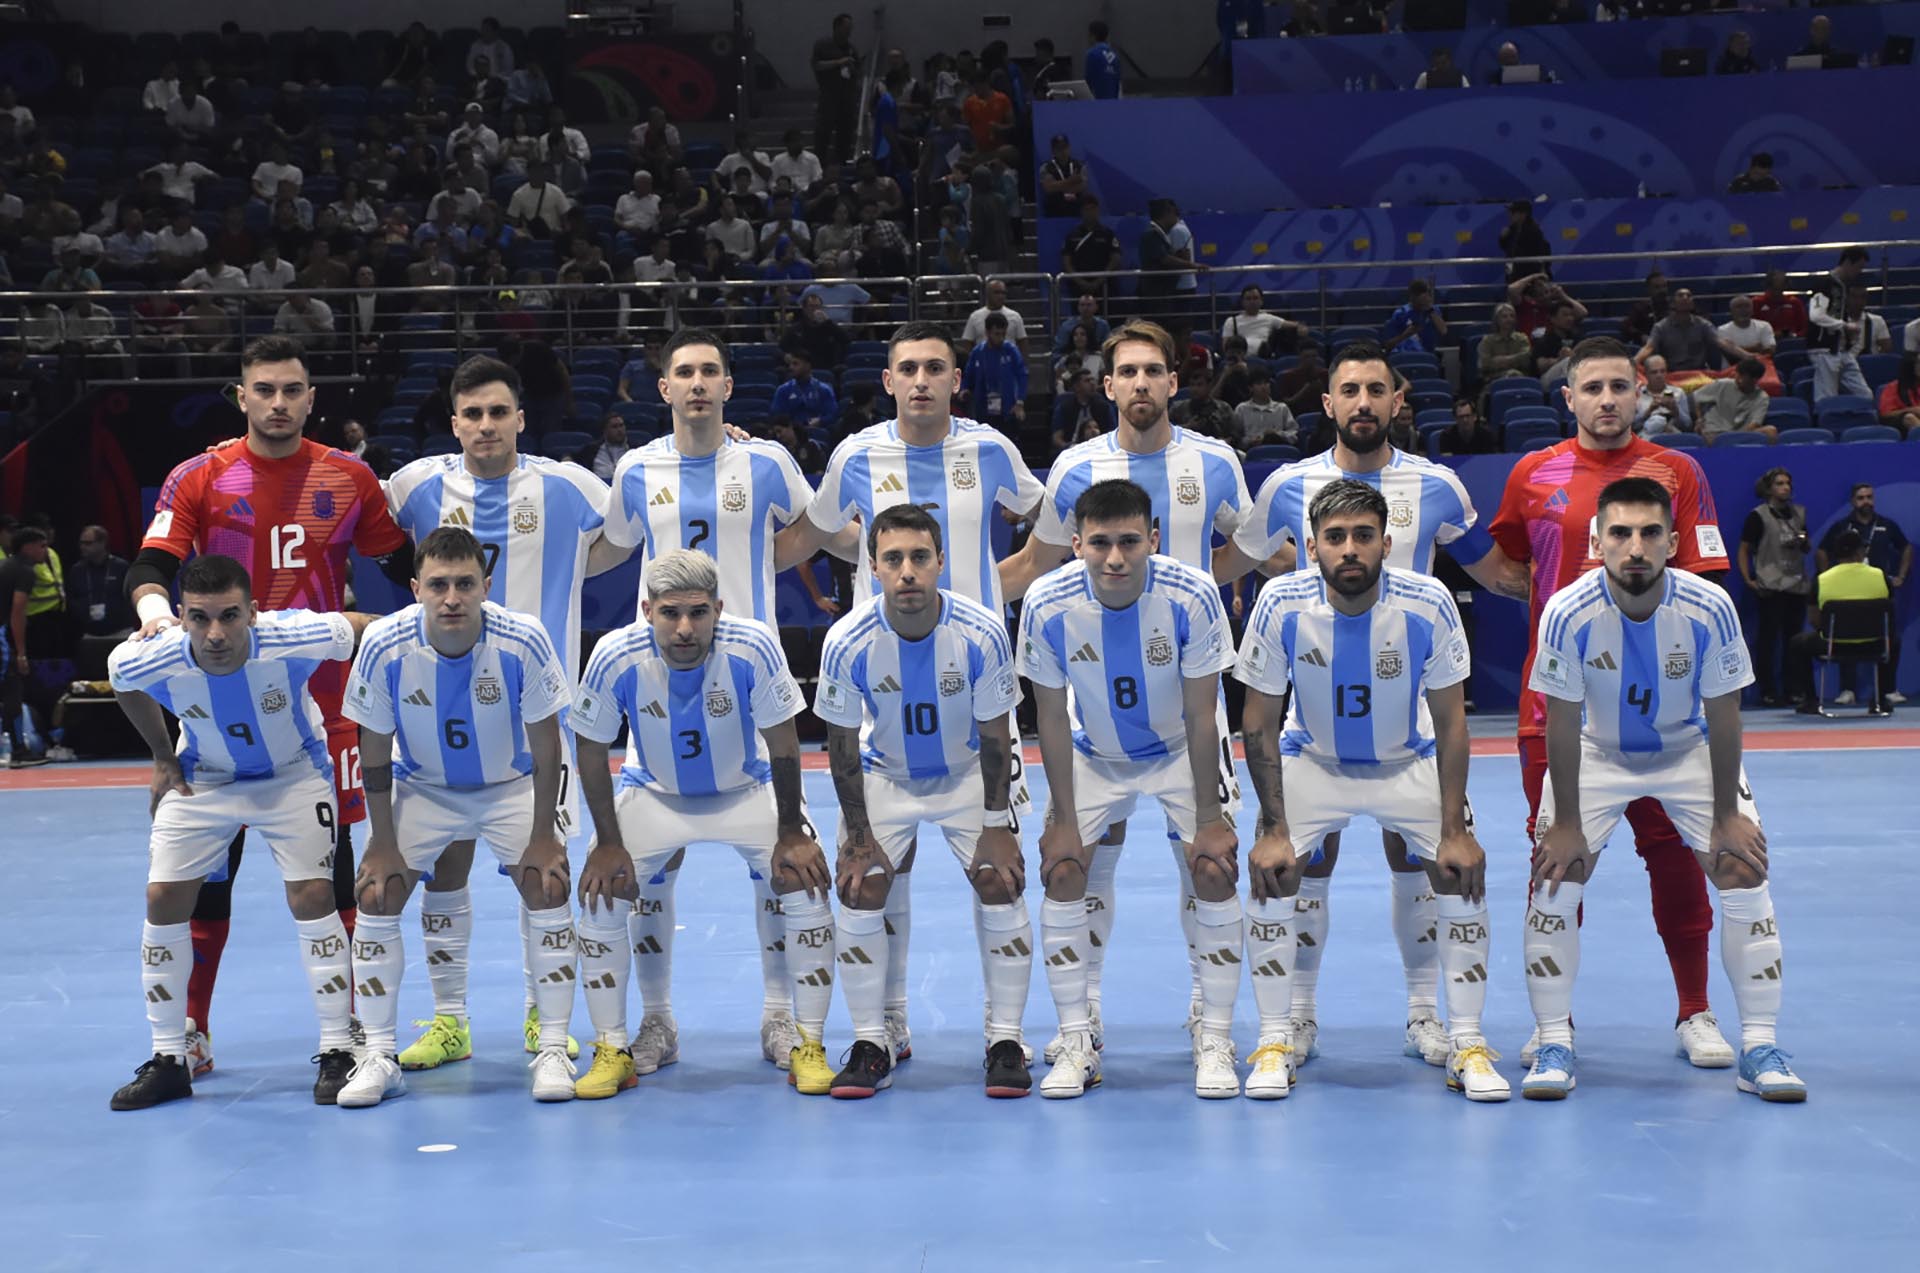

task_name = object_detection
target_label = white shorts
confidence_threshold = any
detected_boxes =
[1068,749,1199,848]
[1535,741,1760,857]
[613,782,778,880]
[393,776,535,873]
[1281,753,1464,864]
[149,766,337,885]
[1068,695,1236,838]
[863,769,987,871]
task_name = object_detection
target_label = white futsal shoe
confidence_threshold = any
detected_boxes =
[1405,1014,1451,1066]
[1039,1031,1101,1099]
[529,1045,577,1101]
[1194,1034,1240,1099]
[1674,1011,1736,1069]
[336,1052,406,1108]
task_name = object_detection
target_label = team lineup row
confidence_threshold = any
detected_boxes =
[102,323,1801,1112]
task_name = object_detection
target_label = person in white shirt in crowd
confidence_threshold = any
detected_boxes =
[447,102,500,166]
[1233,365,1298,448]
[705,194,755,260]
[143,61,182,113]
[1716,293,1776,361]
[506,162,572,235]
[1221,284,1308,355]
[153,207,208,276]
[537,107,590,169]
[427,170,482,224]
[715,130,772,196]
[166,81,217,141]
[960,277,1028,350]
[251,143,304,201]
[330,179,379,234]
[181,247,249,296]
[769,129,824,194]
[247,242,297,299]
[1635,355,1692,435]
[615,171,661,237]
[467,17,515,78]
[146,144,216,205]
[1692,357,1775,442]
[274,291,335,347]
[627,106,683,168]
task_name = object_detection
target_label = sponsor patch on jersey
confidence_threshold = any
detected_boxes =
[1243,641,1268,675]
[1376,648,1405,679]
[1176,475,1201,506]
[1146,633,1174,666]
[1536,653,1570,691]
[1389,499,1414,529]
[1664,650,1692,680]
[576,691,596,717]
[1696,524,1725,558]
[939,671,966,697]
[950,460,977,491]
[352,679,374,704]
[721,482,748,512]
[511,502,540,534]
[475,674,504,705]
[147,510,174,539]
[821,679,848,712]
[706,687,735,717]
[259,687,288,714]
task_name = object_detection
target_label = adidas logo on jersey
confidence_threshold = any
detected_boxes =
[638,701,667,718]
[224,497,255,518]
[1587,651,1618,670]
[179,704,211,719]
[1068,643,1099,664]
[875,474,906,493]
[873,675,902,693]
[404,689,432,707]
[1300,648,1328,668]
[443,507,472,528]
[650,488,675,506]
[1546,488,1570,512]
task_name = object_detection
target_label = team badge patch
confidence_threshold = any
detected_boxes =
[705,687,735,717]
[950,460,977,491]
[1389,499,1414,529]
[722,482,748,512]
[1376,648,1405,679]
[511,502,540,534]
[939,672,966,697]
[474,675,504,705]
[1176,475,1201,506]
[1665,650,1692,680]
[1146,633,1174,666]
[313,489,335,520]
[259,688,288,714]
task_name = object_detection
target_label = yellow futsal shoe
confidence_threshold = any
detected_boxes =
[398,1015,472,1072]
[1447,1041,1513,1103]
[788,1033,834,1096]
[574,1042,639,1100]
[523,1007,581,1060]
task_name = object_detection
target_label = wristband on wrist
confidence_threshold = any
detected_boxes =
[982,807,1011,828]
[136,593,176,625]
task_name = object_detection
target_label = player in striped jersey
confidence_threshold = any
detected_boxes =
[568,550,836,1098]
[336,528,579,1107]
[1523,478,1803,1102]
[1018,480,1240,1099]
[814,505,1032,1098]
[382,354,619,1072]
[605,328,826,1074]
[779,319,1046,1064]
[1001,319,1253,1067]
[107,554,376,1110]
[1212,340,1531,1070]
[1234,480,1507,1102]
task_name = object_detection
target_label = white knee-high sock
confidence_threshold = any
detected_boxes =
[630,862,677,1017]
[524,903,577,1050]
[1082,842,1120,1007]
[1243,897,1295,1037]
[1435,893,1490,1044]
[577,902,631,1049]
[1042,896,1093,1036]
[141,920,192,1060]
[1717,883,1782,1049]
[1175,840,1202,996]
[294,913,355,1051]
[835,906,889,1045]
[782,892,835,1044]
[518,901,534,1011]
[352,913,405,1055]
[976,898,1033,1045]
[883,874,911,1019]
[1391,870,1440,1017]
[1291,876,1331,1023]
[1524,883,1582,1048]
[750,867,793,1015]
[1192,895,1245,1036]
[420,887,472,1021]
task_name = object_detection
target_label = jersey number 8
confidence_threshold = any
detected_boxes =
[1112,676,1138,710]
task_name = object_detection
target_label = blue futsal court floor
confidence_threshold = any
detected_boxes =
[3,723,1915,1271]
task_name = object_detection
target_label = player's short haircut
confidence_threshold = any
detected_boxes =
[1565,336,1634,379]
[1328,339,1391,382]
[178,553,252,598]
[1754,466,1792,498]
[663,325,731,377]
[1308,478,1389,534]
[645,548,721,602]
[240,334,308,374]
[416,526,489,574]
[1596,476,1673,526]
[450,354,522,405]
[886,319,956,364]
[1100,319,1176,373]
[867,502,944,559]
[1074,478,1153,532]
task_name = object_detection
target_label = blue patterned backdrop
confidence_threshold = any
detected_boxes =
[1033,67,1920,212]
[1232,5,1920,95]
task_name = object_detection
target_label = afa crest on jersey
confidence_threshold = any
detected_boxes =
[706,687,735,717]
[1176,475,1201,506]
[1377,648,1405,679]
[722,482,748,512]
[1146,633,1174,666]
[939,671,966,697]
[313,490,335,520]
[1665,649,1692,680]
[511,502,540,534]
[474,674,504,705]
[259,687,289,714]
[1389,499,1414,528]
[950,460,977,491]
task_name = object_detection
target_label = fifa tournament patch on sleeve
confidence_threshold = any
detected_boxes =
[1696,524,1726,558]
[541,667,566,698]
[995,666,1017,699]
[775,678,798,707]
[1448,634,1470,671]
[147,510,174,539]
[1535,652,1571,691]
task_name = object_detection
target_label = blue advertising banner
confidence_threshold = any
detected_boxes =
[1033,67,1920,212]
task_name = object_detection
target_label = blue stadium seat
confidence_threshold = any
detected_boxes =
[1712,431,1772,447]
[1773,427,1832,446]
[1651,433,1704,449]
[423,434,461,456]
[1415,408,1454,430]
[1842,425,1902,444]
[1296,411,1327,440]
[376,407,416,433]
[1521,435,1560,452]
[1245,445,1300,464]
[543,430,591,456]
[1815,394,1877,424]
[1406,377,1451,398]
[1504,421,1562,451]
[1859,354,1900,388]
[1765,398,1811,428]
[609,401,662,427]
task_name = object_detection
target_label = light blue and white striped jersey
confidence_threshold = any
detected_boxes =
[808,417,1045,611]
[385,453,609,675]
[344,601,570,788]
[814,590,1020,780]
[1018,555,1234,761]
[1530,567,1752,755]
[572,616,804,797]
[1034,427,1251,569]
[108,610,354,785]
[1233,448,1491,574]
[1234,567,1471,765]
[605,436,812,625]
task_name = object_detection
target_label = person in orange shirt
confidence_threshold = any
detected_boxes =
[961,73,1013,154]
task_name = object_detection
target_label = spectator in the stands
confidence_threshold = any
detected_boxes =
[959,166,1015,275]
[702,192,752,260]
[428,168,483,224]
[505,62,552,116]
[1508,271,1581,337]
[1221,284,1307,356]
[540,106,591,168]
[628,105,683,173]
[1716,30,1760,75]
[154,206,207,277]
[770,129,825,196]
[1847,288,1892,357]
[384,23,437,87]
[507,161,571,236]
[850,157,902,218]
[1173,367,1235,441]
[1233,366,1298,449]
[274,290,335,348]
[497,112,540,176]
[1499,201,1552,280]
[99,207,159,283]
[757,192,813,262]
[1878,352,1920,434]
[1532,299,1584,380]
[961,277,1028,349]
[405,238,458,292]
[180,244,247,295]
[68,526,133,640]
[773,350,839,427]
[813,200,861,275]
[1385,280,1448,354]
[1275,344,1329,417]
[1809,247,1873,399]
[842,197,902,279]
[251,142,303,201]
[1717,293,1777,361]
[1436,396,1499,456]
[1728,152,1783,196]
[1638,287,1721,373]
[771,415,830,476]
[575,412,630,483]
[295,238,350,291]
[1085,21,1122,99]
[1693,358,1773,442]
[165,79,217,142]
[413,199,469,261]
[1413,48,1468,90]
[1051,369,1113,452]
[403,76,451,134]
[1038,133,1088,217]
[782,292,852,371]
[658,167,711,248]
[326,179,377,236]
[811,13,861,164]
[1635,355,1692,435]
[1478,303,1534,384]
[1754,268,1807,340]
[1056,195,1120,300]
[468,17,515,77]
[961,313,1027,432]
[1797,15,1856,70]
[143,61,182,113]
[247,240,296,296]
[1486,42,1556,85]
[1054,322,1104,393]
[447,102,500,167]
[145,143,215,207]
[1137,198,1199,320]
[715,131,772,196]
[1054,291,1111,357]
[799,266,870,324]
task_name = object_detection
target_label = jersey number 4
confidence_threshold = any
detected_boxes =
[1626,683,1653,715]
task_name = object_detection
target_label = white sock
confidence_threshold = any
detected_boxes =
[524,903,577,1050]
[140,920,192,1060]
[1291,876,1330,1023]
[630,862,677,1018]
[1175,840,1201,998]
[1717,883,1782,1049]
[294,913,355,1051]
[883,874,911,1021]
[1042,896,1092,1036]
[782,892,835,1044]
[518,901,534,1012]
[1243,897,1295,1037]
[835,906,889,1045]
[1192,895,1244,1036]
[420,886,472,1022]
[976,898,1033,1045]
[1524,883,1582,1048]
[1083,842,1120,1008]
[352,912,405,1055]
[577,902,631,1049]
[1391,869,1440,1018]
[751,867,793,1016]
[1435,893,1490,1044]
